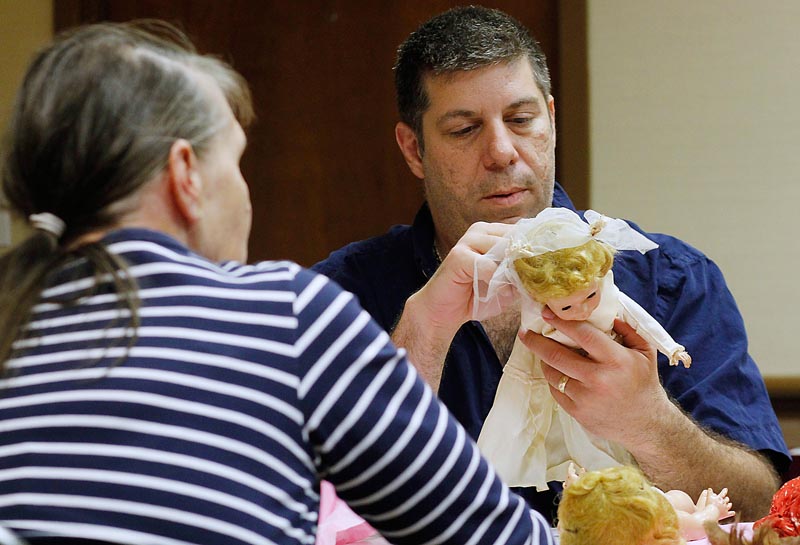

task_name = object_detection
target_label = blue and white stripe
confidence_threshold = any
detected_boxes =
[0,229,553,545]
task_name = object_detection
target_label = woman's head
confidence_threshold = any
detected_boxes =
[514,239,615,304]
[2,20,254,247]
[558,465,683,545]
[0,20,255,370]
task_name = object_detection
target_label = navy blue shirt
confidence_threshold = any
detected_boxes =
[313,182,790,522]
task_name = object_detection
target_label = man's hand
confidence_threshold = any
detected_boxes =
[392,222,514,391]
[519,309,671,446]
[411,222,515,335]
[519,307,779,518]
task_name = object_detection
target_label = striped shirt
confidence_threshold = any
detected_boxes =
[0,229,553,545]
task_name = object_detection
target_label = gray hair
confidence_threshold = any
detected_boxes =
[0,20,254,371]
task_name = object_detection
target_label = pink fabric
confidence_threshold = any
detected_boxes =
[316,481,377,545]
[687,522,753,544]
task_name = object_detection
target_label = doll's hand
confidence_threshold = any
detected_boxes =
[564,462,585,488]
[705,488,735,520]
[519,311,672,448]
[695,488,710,511]
[670,350,692,369]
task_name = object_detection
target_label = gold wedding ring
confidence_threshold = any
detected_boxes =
[557,374,570,394]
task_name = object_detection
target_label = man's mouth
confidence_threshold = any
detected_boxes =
[484,188,527,205]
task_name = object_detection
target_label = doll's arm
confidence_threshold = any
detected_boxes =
[618,291,692,368]
[673,488,735,541]
[697,488,735,520]
[664,489,697,514]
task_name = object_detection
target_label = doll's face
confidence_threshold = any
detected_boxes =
[545,281,601,321]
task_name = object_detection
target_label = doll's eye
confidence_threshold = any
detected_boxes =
[586,291,597,300]
[561,305,572,311]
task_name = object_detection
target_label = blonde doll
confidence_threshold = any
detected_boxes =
[558,465,733,545]
[558,465,684,545]
[474,208,691,491]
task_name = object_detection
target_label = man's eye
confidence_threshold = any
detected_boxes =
[561,305,572,311]
[451,125,475,136]
[586,291,597,300]
[508,117,532,125]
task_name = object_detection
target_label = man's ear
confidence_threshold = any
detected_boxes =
[395,122,425,180]
[167,139,203,225]
[548,95,556,145]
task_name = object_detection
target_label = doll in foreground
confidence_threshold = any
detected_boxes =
[558,465,734,545]
[475,208,692,490]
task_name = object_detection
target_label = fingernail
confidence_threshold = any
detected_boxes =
[542,307,555,320]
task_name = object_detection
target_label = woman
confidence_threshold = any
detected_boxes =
[0,20,552,545]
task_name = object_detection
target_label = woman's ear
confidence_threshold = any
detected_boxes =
[395,122,425,179]
[167,139,203,225]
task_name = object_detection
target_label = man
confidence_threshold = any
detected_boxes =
[314,6,789,522]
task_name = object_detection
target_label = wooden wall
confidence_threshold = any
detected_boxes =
[54,0,565,266]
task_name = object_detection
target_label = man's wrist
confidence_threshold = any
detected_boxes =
[622,395,687,458]
[403,289,461,348]
[390,292,460,393]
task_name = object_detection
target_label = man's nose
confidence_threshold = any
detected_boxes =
[482,122,519,169]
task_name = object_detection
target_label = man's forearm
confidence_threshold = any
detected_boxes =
[629,400,779,520]
[388,222,517,393]
[390,292,458,394]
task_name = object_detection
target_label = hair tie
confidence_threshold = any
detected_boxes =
[29,212,66,239]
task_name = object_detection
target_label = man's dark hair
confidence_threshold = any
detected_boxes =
[394,5,551,146]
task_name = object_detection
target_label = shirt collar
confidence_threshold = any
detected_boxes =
[552,181,576,211]
[411,202,440,279]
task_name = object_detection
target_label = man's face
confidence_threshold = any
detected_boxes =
[404,58,556,248]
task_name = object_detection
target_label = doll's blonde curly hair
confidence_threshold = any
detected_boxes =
[558,465,684,545]
[514,239,616,303]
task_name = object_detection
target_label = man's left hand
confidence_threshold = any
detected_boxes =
[519,308,671,447]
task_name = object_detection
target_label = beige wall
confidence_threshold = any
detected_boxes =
[0,0,52,246]
[587,1,800,377]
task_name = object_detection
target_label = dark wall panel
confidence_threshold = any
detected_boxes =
[55,0,561,266]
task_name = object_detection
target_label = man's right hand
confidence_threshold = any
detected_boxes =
[415,221,515,335]
[391,222,515,391]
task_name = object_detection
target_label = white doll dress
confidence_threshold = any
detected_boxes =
[476,271,689,490]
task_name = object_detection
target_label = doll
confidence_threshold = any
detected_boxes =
[558,465,734,545]
[474,208,692,490]
[558,465,684,545]
[665,487,735,541]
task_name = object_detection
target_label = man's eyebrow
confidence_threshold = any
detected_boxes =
[507,97,541,110]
